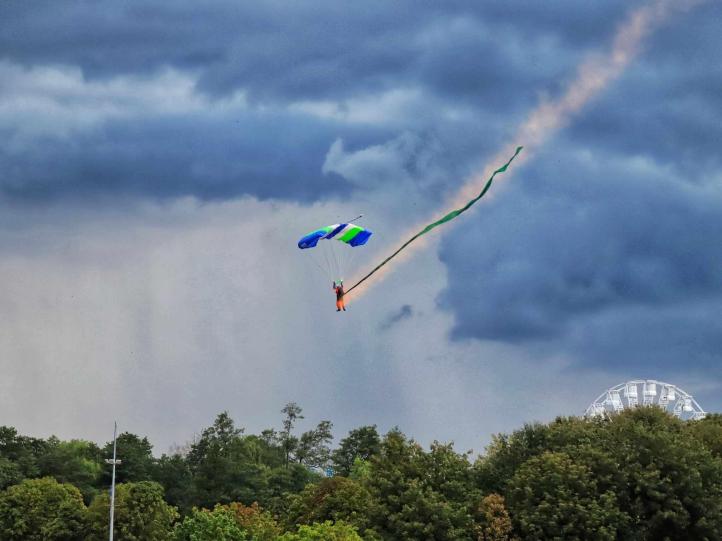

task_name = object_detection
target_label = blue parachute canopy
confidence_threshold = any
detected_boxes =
[298,223,372,249]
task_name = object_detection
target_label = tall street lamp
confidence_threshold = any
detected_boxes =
[105,422,122,541]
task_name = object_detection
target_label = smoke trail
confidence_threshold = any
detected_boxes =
[348,0,705,300]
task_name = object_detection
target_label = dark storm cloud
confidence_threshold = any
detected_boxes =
[0,112,382,202]
[0,0,649,204]
[438,141,722,370]
[567,2,722,175]
[434,1,722,374]
[565,302,722,375]
[1,0,628,105]
[3,0,721,376]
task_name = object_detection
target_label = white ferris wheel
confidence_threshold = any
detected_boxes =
[586,379,706,421]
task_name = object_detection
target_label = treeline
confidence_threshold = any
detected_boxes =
[1,405,722,540]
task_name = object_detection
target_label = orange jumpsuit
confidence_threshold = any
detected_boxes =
[334,284,346,311]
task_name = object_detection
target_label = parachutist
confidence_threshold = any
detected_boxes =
[297,222,370,302]
[333,281,346,311]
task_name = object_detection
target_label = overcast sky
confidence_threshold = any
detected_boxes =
[1,0,720,454]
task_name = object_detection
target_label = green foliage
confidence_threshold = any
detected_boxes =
[0,457,23,490]
[281,403,304,467]
[102,433,155,484]
[285,476,377,536]
[507,451,627,540]
[296,420,333,468]
[349,457,372,482]
[365,430,476,540]
[242,434,285,468]
[186,412,267,508]
[0,406,721,541]
[187,412,244,469]
[39,438,102,502]
[87,481,178,541]
[153,453,195,513]
[261,463,320,515]
[0,477,87,540]
[687,413,722,458]
[0,426,46,481]
[174,506,247,541]
[602,408,722,540]
[173,502,283,541]
[332,426,381,477]
[480,407,722,540]
[279,520,362,541]
[474,422,552,494]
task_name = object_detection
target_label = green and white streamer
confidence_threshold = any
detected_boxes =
[346,146,523,294]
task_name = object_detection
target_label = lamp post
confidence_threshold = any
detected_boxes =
[105,422,122,541]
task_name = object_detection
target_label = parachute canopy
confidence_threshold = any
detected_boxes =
[298,223,372,249]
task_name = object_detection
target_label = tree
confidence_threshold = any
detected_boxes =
[0,457,22,491]
[687,413,722,458]
[173,506,247,541]
[296,420,333,468]
[479,408,722,540]
[87,481,178,541]
[101,433,155,484]
[0,477,87,540]
[187,412,244,468]
[186,412,267,508]
[285,476,377,537]
[600,408,722,540]
[260,463,320,515]
[506,451,627,541]
[474,422,552,495]
[365,430,475,540]
[473,494,516,541]
[0,426,46,482]
[38,438,102,502]
[332,426,381,477]
[281,403,304,467]
[153,453,194,513]
[241,434,282,468]
[279,521,362,541]
[224,502,282,541]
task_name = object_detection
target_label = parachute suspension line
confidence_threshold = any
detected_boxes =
[298,237,333,285]
[339,247,351,283]
[342,241,360,281]
[303,242,331,282]
[320,240,334,280]
[297,220,372,287]
[345,243,356,277]
[304,251,332,282]
[346,146,523,295]
[330,241,342,281]
[321,238,342,282]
